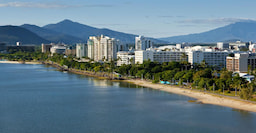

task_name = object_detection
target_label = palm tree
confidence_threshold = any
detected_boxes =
[180,53,189,70]
[180,52,187,62]
[200,60,207,69]
[129,57,134,65]
[248,65,252,75]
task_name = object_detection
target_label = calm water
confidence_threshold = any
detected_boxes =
[0,63,256,133]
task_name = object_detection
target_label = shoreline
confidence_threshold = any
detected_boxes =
[3,61,256,113]
[0,60,42,64]
[128,79,256,113]
[61,63,256,113]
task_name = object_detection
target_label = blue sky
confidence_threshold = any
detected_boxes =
[0,0,255,38]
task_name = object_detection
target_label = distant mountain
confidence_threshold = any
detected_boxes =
[21,24,83,44]
[43,19,166,44]
[160,21,256,43]
[0,26,50,45]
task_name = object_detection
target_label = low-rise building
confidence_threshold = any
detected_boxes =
[65,46,76,56]
[229,41,249,50]
[135,50,154,64]
[50,45,66,55]
[249,43,256,53]
[187,48,230,69]
[217,42,229,49]
[153,50,186,63]
[42,43,53,53]
[135,48,186,64]
[7,45,35,53]
[117,51,135,66]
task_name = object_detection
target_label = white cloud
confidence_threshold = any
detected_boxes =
[178,18,256,25]
[158,15,185,18]
[0,2,113,8]
[0,2,68,8]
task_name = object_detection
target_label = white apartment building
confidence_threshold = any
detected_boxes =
[217,42,229,49]
[187,48,230,69]
[117,51,135,66]
[87,35,120,61]
[50,45,66,55]
[229,41,249,50]
[153,50,186,63]
[135,36,153,50]
[87,38,95,59]
[249,43,256,53]
[135,48,186,64]
[229,41,249,47]
[187,51,204,65]
[135,50,154,64]
[76,43,87,59]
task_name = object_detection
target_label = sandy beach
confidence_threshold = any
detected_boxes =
[50,62,256,113]
[0,60,42,64]
[128,79,256,113]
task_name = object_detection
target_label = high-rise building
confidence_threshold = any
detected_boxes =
[87,38,95,60]
[76,43,87,58]
[87,35,120,61]
[226,53,256,73]
[135,36,153,50]
[226,53,249,73]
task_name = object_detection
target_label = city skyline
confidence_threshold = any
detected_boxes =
[0,0,256,38]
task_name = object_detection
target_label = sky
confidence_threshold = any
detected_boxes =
[0,0,256,38]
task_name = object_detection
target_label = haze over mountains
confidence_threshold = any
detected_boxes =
[1,19,256,45]
[0,26,50,45]
[21,24,83,44]
[43,19,142,44]
[160,21,256,43]
[1,19,166,45]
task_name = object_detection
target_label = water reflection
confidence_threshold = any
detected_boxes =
[1,63,256,133]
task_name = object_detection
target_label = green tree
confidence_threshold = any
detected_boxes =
[220,70,232,79]
[193,68,212,81]
[198,78,206,89]
[239,84,254,100]
[182,70,193,82]
[174,71,186,80]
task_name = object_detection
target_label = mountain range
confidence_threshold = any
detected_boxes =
[0,26,50,45]
[0,19,166,45]
[1,19,256,45]
[160,21,256,43]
